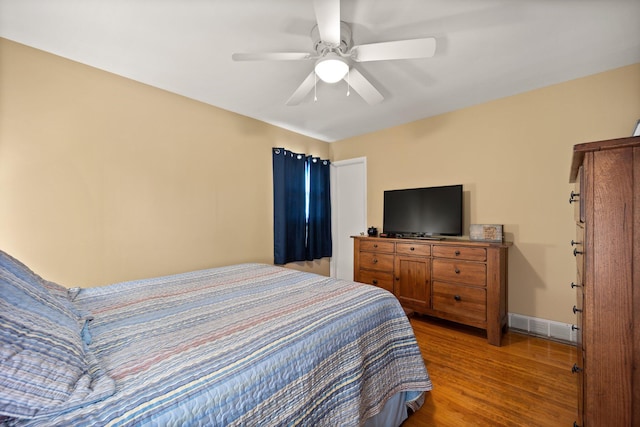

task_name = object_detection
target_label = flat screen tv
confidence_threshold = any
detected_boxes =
[383,184,463,238]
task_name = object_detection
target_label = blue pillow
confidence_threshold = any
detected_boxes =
[0,250,72,304]
[0,251,115,419]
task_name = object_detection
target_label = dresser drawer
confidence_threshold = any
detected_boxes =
[575,224,585,286]
[359,240,395,253]
[573,165,583,223]
[358,270,394,292]
[432,281,486,322]
[359,251,394,271]
[432,259,486,286]
[432,245,487,262]
[396,242,430,256]
[575,285,584,351]
[576,348,585,426]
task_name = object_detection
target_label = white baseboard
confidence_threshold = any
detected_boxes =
[508,313,576,344]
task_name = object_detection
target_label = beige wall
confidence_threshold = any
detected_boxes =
[330,63,640,324]
[3,36,639,324]
[0,38,329,286]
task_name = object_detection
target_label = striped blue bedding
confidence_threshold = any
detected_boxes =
[4,263,432,426]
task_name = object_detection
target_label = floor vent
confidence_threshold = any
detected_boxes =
[508,313,576,344]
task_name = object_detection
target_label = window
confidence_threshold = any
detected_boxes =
[272,148,332,265]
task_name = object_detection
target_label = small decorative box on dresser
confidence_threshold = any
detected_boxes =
[568,136,640,427]
[352,236,510,346]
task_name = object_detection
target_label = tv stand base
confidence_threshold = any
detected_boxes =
[352,236,510,346]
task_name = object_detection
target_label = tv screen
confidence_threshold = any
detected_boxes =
[383,185,463,237]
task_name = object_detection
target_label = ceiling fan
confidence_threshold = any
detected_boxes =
[232,0,436,105]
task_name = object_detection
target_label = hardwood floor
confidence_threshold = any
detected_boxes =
[403,315,578,427]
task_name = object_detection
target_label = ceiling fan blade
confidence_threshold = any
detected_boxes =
[345,68,383,105]
[351,37,436,62]
[313,0,341,46]
[286,71,316,106]
[232,52,313,61]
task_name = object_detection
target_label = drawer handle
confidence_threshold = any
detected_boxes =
[373,244,378,248]
[372,279,378,285]
[571,325,580,331]
[571,364,583,374]
[373,258,378,264]
[570,282,581,289]
[454,268,461,274]
[573,248,583,256]
[573,305,582,314]
[454,295,461,301]
[454,250,460,256]
[569,191,580,204]
[410,247,415,251]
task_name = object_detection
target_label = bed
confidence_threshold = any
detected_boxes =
[0,250,432,426]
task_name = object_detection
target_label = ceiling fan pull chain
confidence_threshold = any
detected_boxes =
[314,72,318,102]
[346,68,350,96]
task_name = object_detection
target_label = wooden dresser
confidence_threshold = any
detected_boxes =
[568,136,640,426]
[353,236,510,346]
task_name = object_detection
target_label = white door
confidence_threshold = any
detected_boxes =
[330,157,367,280]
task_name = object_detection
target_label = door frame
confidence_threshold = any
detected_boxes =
[330,157,367,279]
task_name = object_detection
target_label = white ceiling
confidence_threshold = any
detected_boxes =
[1,0,639,142]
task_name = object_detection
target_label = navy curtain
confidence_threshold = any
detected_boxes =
[272,148,332,265]
[272,148,307,265]
[306,156,332,261]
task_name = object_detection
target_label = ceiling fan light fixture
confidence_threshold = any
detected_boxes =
[314,53,349,83]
